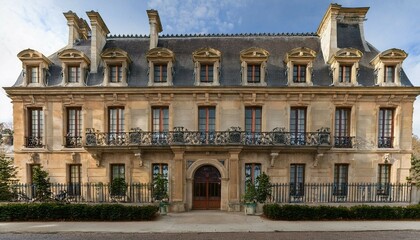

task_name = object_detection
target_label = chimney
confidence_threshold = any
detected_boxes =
[86,11,110,73]
[317,4,369,63]
[63,11,86,47]
[147,10,163,49]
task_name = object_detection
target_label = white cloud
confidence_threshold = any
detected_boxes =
[0,0,67,124]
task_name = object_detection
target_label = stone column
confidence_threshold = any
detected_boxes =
[171,147,185,212]
[228,148,242,211]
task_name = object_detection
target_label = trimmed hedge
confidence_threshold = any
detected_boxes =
[0,203,159,221]
[263,204,420,220]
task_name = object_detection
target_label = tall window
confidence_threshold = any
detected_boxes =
[378,164,391,195]
[200,63,214,83]
[68,164,81,196]
[338,65,351,83]
[290,107,306,145]
[152,107,169,143]
[245,163,261,185]
[110,64,123,83]
[247,64,261,83]
[385,66,395,83]
[293,64,306,83]
[111,164,125,181]
[27,108,43,148]
[154,64,167,83]
[29,66,39,83]
[66,108,82,147]
[335,108,351,148]
[245,107,261,144]
[198,107,215,132]
[334,164,348,196]
[152,163,169,179]
[108,107,125,144]
[378,108,394,148]
[290,164,305,196]
[68,66,81,83]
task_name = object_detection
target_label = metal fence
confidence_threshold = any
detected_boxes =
[270,183,412,203]
[10,183,153,203]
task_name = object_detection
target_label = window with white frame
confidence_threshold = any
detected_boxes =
[328,48,362,86]
[193,48,221,86]
[370,48,407,86]
[58,49,90,86]
[17,49,52,87]
[101,48,132,86]
[240,47,269,86]
[284,47,316,86]
[146,48,174,86]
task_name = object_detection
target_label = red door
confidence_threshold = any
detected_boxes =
[193,165,221,209]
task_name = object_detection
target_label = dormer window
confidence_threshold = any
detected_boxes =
[385,65,395,83]
[284,47,316,86]
[101,48,131,86]
[370,48,407,86]
[293,64,307,83]
[154,64,168,83]
[240,47,269,86]
[328,48,362,86]
[147,48,174,86]
[109,64,123,83]
[17,49,52,87]
[192,48,221,86]
[68,66,81,83]
[29,66,39,83]
[58,49,90,87]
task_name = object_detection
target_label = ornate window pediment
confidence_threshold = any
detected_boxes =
[146,47,175,86]
[284,47,316,86]
[101,48,132,86]
[370,48,407,86]
[58,49,91,86]
[240,47,270,86]
[17,49,52,87]
[192,47,221,86]
[328,48,363,86]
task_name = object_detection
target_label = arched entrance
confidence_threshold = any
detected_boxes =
[193,165,221,209]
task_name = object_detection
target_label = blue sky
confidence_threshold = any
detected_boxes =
[0,0,419,135]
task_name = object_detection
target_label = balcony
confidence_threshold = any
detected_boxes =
[84,127,332,148]
[25,136,43,148]
[334,136,354,148]
[65,136,83,148]
[378,137,393,148]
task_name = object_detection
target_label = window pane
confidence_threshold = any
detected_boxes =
[30,67,39,83]
[200,63,214,83]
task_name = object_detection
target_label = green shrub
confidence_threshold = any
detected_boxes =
[0,203,158,221]
[263,204,420,220]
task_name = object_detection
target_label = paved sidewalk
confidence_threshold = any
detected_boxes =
[0,211,419,233]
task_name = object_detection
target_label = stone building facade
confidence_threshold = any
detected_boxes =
[4,4,420,211]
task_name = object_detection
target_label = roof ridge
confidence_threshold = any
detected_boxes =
[107,32,317,38]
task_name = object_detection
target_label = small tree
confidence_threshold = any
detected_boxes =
[152,173,168,201]
[243,179,257,203]
[110,177,128,197]
[255,172,271,203]
[0,154,17,201]
[32,166,52,201]
[411,135,420,186]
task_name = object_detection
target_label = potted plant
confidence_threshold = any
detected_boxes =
[152,173,169,215]
[243,179,257,215]
[255,172,271,204]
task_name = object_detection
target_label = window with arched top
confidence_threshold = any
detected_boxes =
[192,47,221,86]
[17,49,52,87]
[146,48,175,86]
[328,48,363,86]
[58,49,91,86]
[284,47,316,86]
[101,48,132,86]
[240,47,270,86]
[370,48,407,86]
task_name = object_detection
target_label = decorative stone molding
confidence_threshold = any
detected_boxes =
[58,48,91,86]
[28,152,40,164]
[192,47,221,86]
[328,48,363,86]
[91,152,102,167]
[101,48,132,86]
[146,47,175,86]
[240,47,269,86]
[270,152,279,167]
[134,150,143,167]
[17,49,52,87]
[284,47,316,86]
[370,48,407,86]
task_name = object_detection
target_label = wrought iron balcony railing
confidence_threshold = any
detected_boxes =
[84,127,331,147]
[378,136,393,148]
[65,136,83,148]
[25,136,43,148]
[334,136,354,148]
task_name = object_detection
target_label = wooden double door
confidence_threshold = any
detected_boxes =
[193,165,221,209]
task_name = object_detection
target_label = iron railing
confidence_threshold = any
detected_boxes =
[270,183,411,203]
[65,136,83,148]
[378,137,393,148]
[334,136,354,148]
[84,127,331,147]
[9,182,153,203]
[25,136,43,148]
